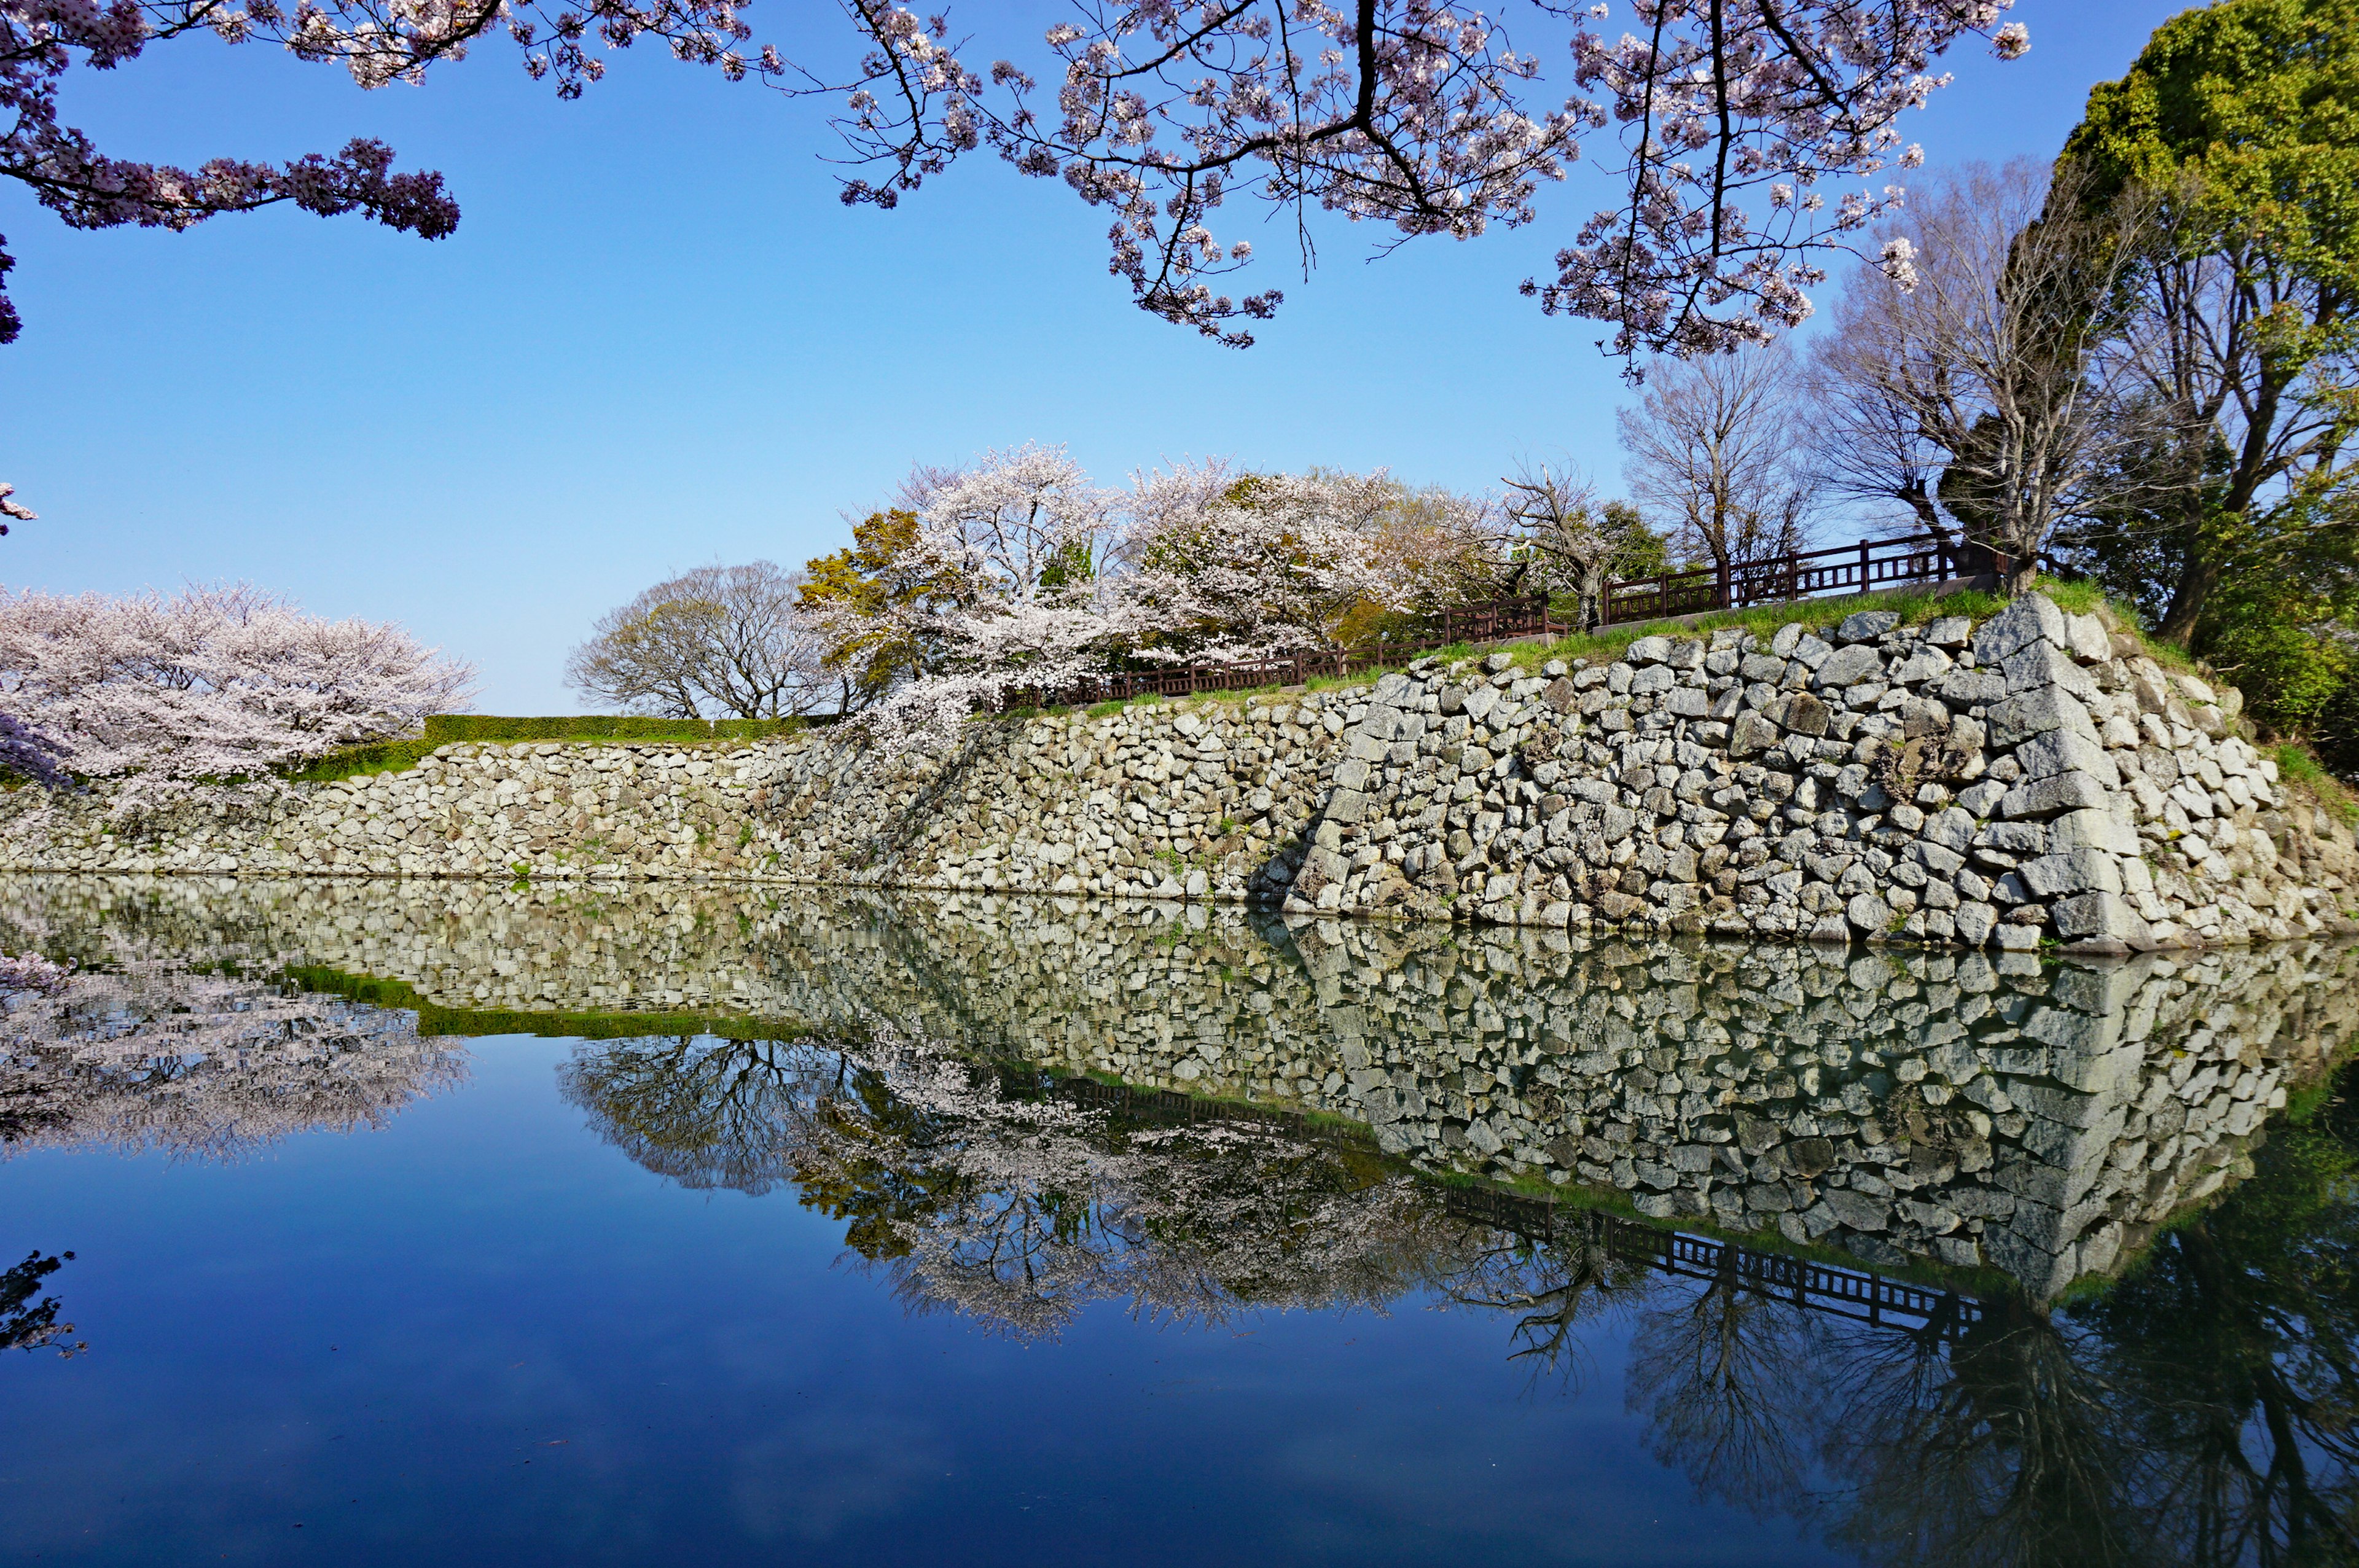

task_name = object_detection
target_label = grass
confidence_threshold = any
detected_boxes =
[282,964,808,1042]
[2274,743,2359,825]
[286,738,443,785]
[286,712,829,784]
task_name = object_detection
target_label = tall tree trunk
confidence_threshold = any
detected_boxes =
[2156,547,2221,646]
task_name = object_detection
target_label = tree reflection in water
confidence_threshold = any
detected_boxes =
[563,1026,1454,1338]
[561,1023,2359,1567]
[0,1250,83,1357]
[0,936,467,1163]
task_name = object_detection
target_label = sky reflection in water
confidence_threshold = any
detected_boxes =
[2,876,2355,1567]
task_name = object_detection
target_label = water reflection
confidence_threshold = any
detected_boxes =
[0,934,466,1162]
[1,1249,82,1357]
[551,1021,2359,1566]
[7,874,2352,1301]
[5,875,2359,1563]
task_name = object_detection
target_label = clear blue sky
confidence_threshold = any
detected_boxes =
[0,2,2187,712]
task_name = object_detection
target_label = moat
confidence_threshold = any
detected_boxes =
[3,875,2355,1565]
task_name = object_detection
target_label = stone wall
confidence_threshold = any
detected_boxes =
[10,875,2357,1298]
[2,592,2353,950]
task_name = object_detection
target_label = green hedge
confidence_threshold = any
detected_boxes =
[421,714,820,744]
[288,713,835,782]
[282,965,808,1042]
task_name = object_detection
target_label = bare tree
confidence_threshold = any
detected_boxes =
[1618,341,1818,583]
[1815,160,2162,593]
[566,562,829,720]
[1498,462,1649,632]
[1805,286,1954,543]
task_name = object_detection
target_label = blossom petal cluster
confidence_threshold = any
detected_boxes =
[824,443,1504,754]
[827,0,2024,354]
[0,580,476,816]
[1522,1,2025,355]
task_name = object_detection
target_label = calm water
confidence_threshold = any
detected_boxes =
[3,876,2356,1567]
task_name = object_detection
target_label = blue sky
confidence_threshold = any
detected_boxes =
[0,1,2188,712]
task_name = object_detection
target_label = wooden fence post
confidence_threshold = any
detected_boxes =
[1858,539,1871,595]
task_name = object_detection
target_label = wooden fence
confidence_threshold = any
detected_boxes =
[1020,531,2001,709]
[1600,532,2003,626]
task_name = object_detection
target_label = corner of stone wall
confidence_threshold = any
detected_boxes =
[1279,593,2357,951]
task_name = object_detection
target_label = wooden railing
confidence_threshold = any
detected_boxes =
[1013,532,2001,709]
[1601,532,2003,626]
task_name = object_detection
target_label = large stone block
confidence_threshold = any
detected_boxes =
[2002,642,2102,703]
[1973,592,2068,666]
[1985,688,2100,749]
[1814,643,1884,690]
[1779,692,1832,737]
[2016,729,2120,786]
[2020,849,2124,899]
[2053,889,2154,950]
[2049,807,2139,856]
[2001,771,2113,819]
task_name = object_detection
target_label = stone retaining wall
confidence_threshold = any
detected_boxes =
[3,593,2353,950]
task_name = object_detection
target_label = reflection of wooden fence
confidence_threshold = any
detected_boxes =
[1441,1184,1986,1343]
[1051,1077,1989,1344]
[1019,532,2002,710]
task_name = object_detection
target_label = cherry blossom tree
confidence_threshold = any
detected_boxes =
[1,943,468,1161]
[1125,459,1494,660]
[0,581,475,813]
[823,447,1503,752]
[2,0,2025,357]
[835,0,2030,353]
[822,443,1134,751]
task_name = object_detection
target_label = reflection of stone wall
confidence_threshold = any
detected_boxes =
[0,595,2351,950]
[9,874,2354,1298]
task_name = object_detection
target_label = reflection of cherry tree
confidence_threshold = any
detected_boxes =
[1,940,467,1161]
[561,1022,1461,1340]
[1807,1305,2140,1567]
[1629,1267,1829,1519]
[1434,1222,1652,1395]
[0,1250,83,1357]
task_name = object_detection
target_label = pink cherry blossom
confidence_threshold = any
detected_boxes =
[0,580,475,817]
[2,0,2023,356]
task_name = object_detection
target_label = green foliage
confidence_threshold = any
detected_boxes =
[2275,742,2359,822]
[2059,0,2359,698]
[1603,500,1673,580]
[2070,0,2359,308]
[281,965,802,1042]
[286,739,442,784]
[798,507,953,705]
